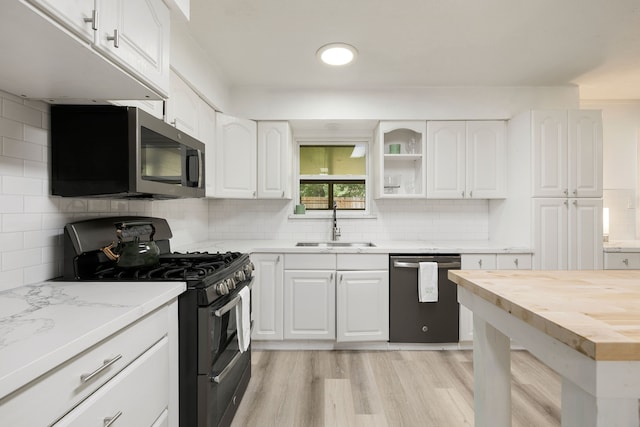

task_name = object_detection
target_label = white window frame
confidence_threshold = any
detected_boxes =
[294,137,372,217]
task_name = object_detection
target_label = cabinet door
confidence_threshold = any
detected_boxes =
[27,0,95,42]
[252,254,284,341]
[459,254,497,342]
[336,271,388,343]
[55,337,169,427]
[198,102,217,197]
[166,71,200,137]
[376,121,426,198]
[496,254,532,270]
[532,110,568,197]
[533,198,569,270]
[466,121,507,199]
[568,110,603,198]
[427,121,466,198]
[604,253,640,269]
[569,198,603,270]
[215,113,257,198]
[257,122,292,199]
[95,0,170,96]
[284,270,335,340]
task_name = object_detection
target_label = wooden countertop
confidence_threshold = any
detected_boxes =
[448,270,640,361]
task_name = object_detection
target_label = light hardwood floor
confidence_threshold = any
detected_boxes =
[231,350,560,427]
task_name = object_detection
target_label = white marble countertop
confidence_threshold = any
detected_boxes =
[604,240,640,252]
[0,281,185,401]
[177,239,532,255]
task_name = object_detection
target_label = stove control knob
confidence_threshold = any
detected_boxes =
[216,281,229,296]
[234,270,245,282]
[225,278,236,290]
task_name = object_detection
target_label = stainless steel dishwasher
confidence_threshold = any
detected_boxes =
[389,254,461,343]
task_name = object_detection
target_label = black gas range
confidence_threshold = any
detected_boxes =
[62,216,253,427]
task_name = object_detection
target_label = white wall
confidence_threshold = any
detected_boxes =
[0,90,208,291]
[229,86,580,120]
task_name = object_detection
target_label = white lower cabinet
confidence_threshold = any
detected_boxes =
[458,253,532,342]
[336,270,388,343]
[0,302,177,427]
[253,253,389,343]
[54,336,169,426]
[284,270,336,340]
[251,254,284,341]
[603,252,640,269]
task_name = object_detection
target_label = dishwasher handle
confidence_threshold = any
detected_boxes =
[392,260,461,269]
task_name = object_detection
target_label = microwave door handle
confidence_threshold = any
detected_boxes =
[186,150,200,187]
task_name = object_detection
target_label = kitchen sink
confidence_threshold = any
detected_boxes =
[295,241,376,248]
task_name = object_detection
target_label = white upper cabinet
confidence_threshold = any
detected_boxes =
[257,122,292,199]
[27,0,96,42]
[166,70,200,137]
[466,121,507,198]
[532,110,602,198]
[95,0,170,97]
[427,121,506,199]
[214,113,257,199]
[374,121,427,198]
[426,121,466,198]
[5,0,169,99]
[568,110,603,198]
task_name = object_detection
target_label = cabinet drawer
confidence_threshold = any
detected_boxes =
[55,336,170,426]
[604,253,640,269]
[337,254,389,270]
[285,253,336,270]
[0,306,169,427]
[496,254,532,270]
[461,254,496,270]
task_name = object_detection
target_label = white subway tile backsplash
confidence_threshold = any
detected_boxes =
[2,248,42,270]
[2,176,43,195]
[3,213,41,232]
[2,98,43,128]
[0,232,23,251]
[24,196,59,213]
[24,262,58,284]
[3,137,44,161]
[23,125,47,145]
[60,198,88,212]
[24,229,61,249]
[0,269,23,292]
[24,159,47,179]
[0,155,24,177]
[87,199,111,212]
[0,195,23,213]
[0,117,23,139]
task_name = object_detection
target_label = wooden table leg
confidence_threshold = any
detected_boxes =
[561,377,640,427]
[473,313,512,427]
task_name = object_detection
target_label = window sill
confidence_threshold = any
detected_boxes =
[288,212,377,220]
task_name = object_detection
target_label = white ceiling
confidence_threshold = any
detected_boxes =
[187,0,640,100]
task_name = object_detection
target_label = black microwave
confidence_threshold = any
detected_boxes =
[51,105,205,199]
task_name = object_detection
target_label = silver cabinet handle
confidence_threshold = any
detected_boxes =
[478,259,482,268]
[573,189,578,196]
[564,200,568,206]
[106,29,119,48]
[564,189,568,195]
[83,9,98,30]
[81,354,122,383]
[469,190,473,198]
[514,258,519,268]
[573,200,578,206]
[461,191,465,198]
[281,191,285,198]
[104,411,122,427]
[623,258,629,266]
[276,255,280,263]
[330,273,334,282]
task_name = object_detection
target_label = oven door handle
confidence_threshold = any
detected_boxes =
[213,279,254,318]
[211,351,243,384]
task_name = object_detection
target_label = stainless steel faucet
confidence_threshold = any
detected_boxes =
[332,201,341,241]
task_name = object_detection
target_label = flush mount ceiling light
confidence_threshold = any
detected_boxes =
[316,43,358,66]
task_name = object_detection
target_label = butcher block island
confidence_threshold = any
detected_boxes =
[448,270,640,427]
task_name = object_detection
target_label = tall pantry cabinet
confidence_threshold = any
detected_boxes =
[497,110,603,270]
